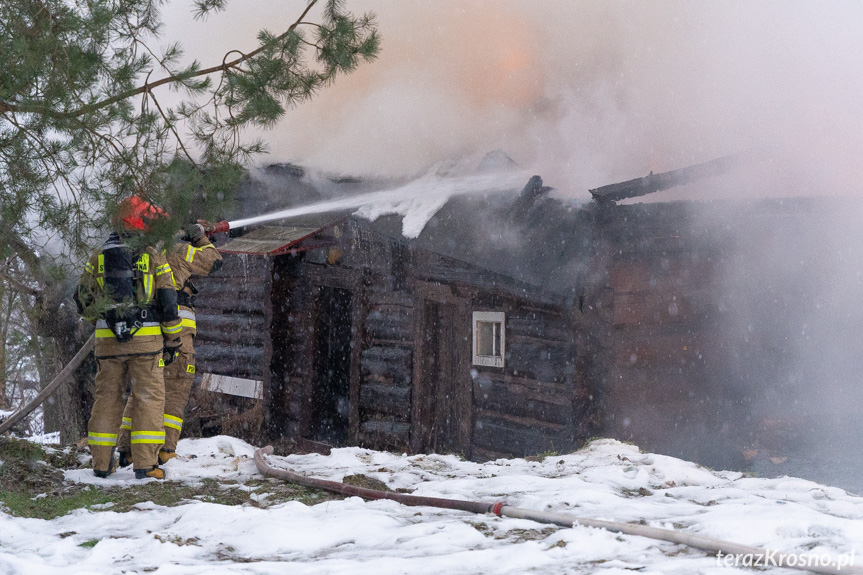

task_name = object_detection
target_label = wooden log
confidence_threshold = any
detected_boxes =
[361,346,413,385]
[366,290,415,307]
[195,313,267,343]
[195,281,268,313]
[612,289,716,328]
[211,254,269,276]
[506,317,571,342]
[610,257,716,294]
[505,341,572,382]
[365,305,414,342]
[613,331,707,371]
[472,379,572,426]
[196,344,266,379]
[359,384,411,419]
[472,410,572,457]
[358,420,411,450]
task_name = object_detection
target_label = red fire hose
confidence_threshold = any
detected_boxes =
[254,446,862,575]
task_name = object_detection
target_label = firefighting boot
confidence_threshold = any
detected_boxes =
[93,449,118,478]
[158,449,177,465]
[134,465,165,480]
[118,449,133,468]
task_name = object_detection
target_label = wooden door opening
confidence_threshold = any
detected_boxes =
[415,300,471,455]
[309,286,353,445]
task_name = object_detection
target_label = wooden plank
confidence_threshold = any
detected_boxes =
[200,373,263,399]
[262,257,275,433]
[474,409,568,433]
[507,333,571,348]
[506,319,571,343]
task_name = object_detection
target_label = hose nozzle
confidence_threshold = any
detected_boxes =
[197,219,230,236]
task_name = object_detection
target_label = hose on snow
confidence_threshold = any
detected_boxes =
[254,445,862,575]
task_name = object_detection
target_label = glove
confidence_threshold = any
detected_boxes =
[162,338,181,366]
[183,223,206,242]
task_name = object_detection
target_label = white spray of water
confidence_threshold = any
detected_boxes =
[228,170,530,237]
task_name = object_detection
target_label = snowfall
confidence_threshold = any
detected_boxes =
[2,436,863,574]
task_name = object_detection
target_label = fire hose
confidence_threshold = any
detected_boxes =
[254,445,862,575]
[0,334,95,435]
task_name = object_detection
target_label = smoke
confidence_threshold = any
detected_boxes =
[163,1,863,197]
[693,198,863,490]
[161,2,863,486]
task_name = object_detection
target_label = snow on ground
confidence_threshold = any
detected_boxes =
[2,437,863,574]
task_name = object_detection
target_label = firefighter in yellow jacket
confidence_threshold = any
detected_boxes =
[116,221,222,466]
[75,196,182,480]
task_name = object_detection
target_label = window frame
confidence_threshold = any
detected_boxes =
[472,311,506,368]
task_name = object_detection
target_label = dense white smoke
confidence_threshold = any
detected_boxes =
[158,2,863,487]
[163,1,863,198]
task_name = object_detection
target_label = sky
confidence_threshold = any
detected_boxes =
[3,435,863,574]
[160,1,863,200]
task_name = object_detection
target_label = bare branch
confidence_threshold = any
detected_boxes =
[147,90,196,166]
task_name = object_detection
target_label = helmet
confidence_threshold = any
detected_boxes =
[116,196,168,231]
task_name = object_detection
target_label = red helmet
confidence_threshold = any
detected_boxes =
[117,196,168,231]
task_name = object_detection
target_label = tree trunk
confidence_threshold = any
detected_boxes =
[40,295,95,443]
[30,277,96,443]
[3,234,96,443]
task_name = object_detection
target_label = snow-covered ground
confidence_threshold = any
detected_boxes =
[2,436,863,574]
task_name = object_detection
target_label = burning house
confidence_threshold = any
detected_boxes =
[188,159,863,487]
[189,166,594,459]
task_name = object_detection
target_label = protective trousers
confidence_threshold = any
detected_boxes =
[88,354,165,471]
[118,333,195,453]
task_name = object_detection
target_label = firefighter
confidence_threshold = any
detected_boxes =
[116,220,222,467]
[75,196,182,480]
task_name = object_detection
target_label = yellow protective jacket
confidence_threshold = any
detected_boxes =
[76,233,182,358]
[168,234,222,338]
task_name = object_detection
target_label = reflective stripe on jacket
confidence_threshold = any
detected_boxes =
[168,236,222,337]
[77,235,182,357]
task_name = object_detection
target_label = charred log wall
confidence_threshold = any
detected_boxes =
[469,300,579,462]
[264,220,585,459]
[189,253,271,442]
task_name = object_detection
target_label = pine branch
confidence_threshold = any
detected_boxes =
[0,0,321,120]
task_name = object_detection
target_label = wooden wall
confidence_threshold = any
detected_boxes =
[580,202,744,467]
[195,254,271,379]
[469,300,578,461]
[192,253,272,440]
[264,220,589,459]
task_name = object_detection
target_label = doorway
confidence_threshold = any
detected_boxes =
[309,286,352,445]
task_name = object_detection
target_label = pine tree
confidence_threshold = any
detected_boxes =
[0,0,379,438]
